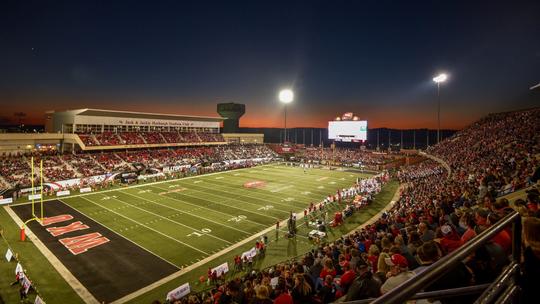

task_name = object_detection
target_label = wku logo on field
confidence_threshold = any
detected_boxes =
[41,214,110,255]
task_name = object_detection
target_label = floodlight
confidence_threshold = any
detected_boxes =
[433,73,447,83]
[279,89,294,104]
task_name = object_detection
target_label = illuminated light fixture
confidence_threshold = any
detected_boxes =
[353,116,358,121]
[278,89,294,143]
[278,89,294,104]
[432,72,448,144]
[433,73,447,83]
[336,117,341,121]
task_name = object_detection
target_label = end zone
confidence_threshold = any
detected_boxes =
[8,200,178,303]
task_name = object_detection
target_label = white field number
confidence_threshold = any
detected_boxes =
[257,205,274,211]
[101,195,118,200]
[228,215,247,222]
[187,228,212,237]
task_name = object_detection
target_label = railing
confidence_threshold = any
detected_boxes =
[340,211,522,304]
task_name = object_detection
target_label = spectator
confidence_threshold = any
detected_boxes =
[344,258,381,301]
[521,217,540,304]
[380,254,415,294]
[291,273,313,304]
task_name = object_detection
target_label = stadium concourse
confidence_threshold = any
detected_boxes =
[144,108,539,304]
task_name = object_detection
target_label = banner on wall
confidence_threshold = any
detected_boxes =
[166,282,190,301]
[211,262,229,277]
[241,247,257,260]
[80,187,92,193]
[0,198,13,205]
[28,194,42,200]
[56,190,70,197]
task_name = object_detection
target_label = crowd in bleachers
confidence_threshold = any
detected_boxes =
[119,132,146,145]
[159,109,540,304]
[79,131,225,146]
[296,148,395,168]
[94,132,121,146]
[0,144,278,189]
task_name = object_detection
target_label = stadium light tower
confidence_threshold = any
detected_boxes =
[433,73,447,144]
[279,89,294,143]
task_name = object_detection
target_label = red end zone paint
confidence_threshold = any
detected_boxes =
[243,181,266,188]
[41,214,74,226]
[41,214,109,255]
[47,221,90,237]
[59,232,110,255]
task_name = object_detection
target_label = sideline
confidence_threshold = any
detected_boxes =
[345,182,403,237]
[10,163,276,207]
[3,206,99,304]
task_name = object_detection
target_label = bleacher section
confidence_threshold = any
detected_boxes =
[78,131,225,147]
[0,145,277,189]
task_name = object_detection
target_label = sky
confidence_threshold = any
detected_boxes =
[1,0,539,129]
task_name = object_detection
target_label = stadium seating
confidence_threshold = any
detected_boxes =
[0,145,279,188]
[77,131,225,146]
[156,108,539,303]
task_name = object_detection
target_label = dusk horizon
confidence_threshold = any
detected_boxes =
[1,0,539,130]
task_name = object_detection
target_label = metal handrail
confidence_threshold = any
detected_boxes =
[341,284,491,304]
[474,262,519,304]
[367,211,521,304]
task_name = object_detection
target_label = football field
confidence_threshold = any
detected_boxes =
[61,164,371,268]
[7,164,376,303]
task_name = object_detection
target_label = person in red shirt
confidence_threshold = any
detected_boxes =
[439,224,463,254]
[487,213,512,254]
[273,278,293,304]
[335,262,356,297]
[367,244,379,274]
[460,213,477,244]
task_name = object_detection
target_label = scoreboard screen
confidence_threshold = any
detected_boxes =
[328,120,368,142]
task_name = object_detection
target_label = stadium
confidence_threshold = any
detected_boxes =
[1,2,540,304]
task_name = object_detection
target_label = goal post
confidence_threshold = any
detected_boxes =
[21,157,44,241]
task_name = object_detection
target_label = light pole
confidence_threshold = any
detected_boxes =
[433,73,447,144]
[279,89,294,144]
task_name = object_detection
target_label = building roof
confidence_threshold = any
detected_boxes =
[53,108,223,122]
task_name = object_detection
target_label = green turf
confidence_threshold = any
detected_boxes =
[128,180,399,304]
[0,208,84,304]
[60,165,372,269]
[0,164,398,304]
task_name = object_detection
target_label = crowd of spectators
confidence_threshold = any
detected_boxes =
[119,132,146,145]
[79,131,225,146]
[159,108,540,304]
[94,132,121,146]
[296,148,395,169]
[0,144,278,189]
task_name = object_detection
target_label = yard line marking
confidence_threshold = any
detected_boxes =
[212,172,333,200]
[149,184,281,221]
[54,200,180,269]
[78,196,210,255]
[96,193,233,246]
[194,180,304,210]
[269,185,294,193]
[121,190,252,235]
[215,176,224,179]
[193,180,202,183]
[4,206,101,304]
[317,177,329,181]
[10,163,278,207]
[174,182,293,214]
[110,176,367,304]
